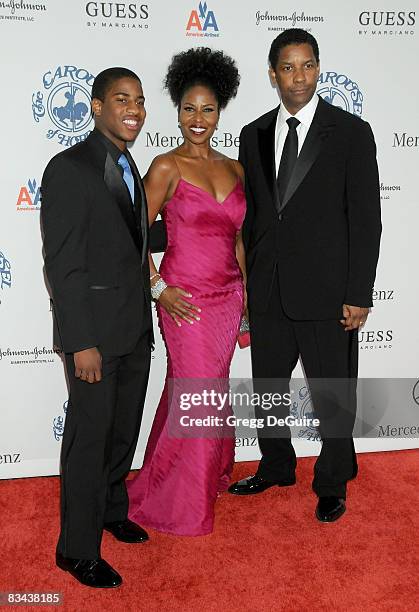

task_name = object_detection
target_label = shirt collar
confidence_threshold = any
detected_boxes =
[277,93,319,130]
[93,127,126,165]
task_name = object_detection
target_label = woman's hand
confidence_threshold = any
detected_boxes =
[158,285,201,327]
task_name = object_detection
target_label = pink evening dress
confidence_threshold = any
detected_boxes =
[127,177,246,536]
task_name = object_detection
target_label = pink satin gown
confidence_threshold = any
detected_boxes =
[127,177,246,536]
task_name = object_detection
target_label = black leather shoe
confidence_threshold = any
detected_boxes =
[56,554,122,588]
[104,518,149,543]
[315,496,346,522]
[228,474,296,495]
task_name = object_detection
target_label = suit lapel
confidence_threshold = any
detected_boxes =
[126,149,148,263]
[257,107,280,213]
[103,152,142,252]
[280,98,336,211]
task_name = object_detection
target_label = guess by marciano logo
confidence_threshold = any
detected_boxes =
[32,65,95,147]
[16,179,41,211]
[85,2,149,29]
[359,329,393,350]
[186,2,219,37]
[358,10,416,36]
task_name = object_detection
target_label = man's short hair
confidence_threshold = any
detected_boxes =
[91,67,141,101]
[269,28,320,68]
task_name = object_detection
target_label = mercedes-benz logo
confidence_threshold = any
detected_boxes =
[412,380,419,405]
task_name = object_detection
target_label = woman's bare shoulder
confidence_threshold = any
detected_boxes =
[147,152,179,177]
[227,156,244,181]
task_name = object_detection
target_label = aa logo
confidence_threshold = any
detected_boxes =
[17,179,41,211]
[186,2,219,37]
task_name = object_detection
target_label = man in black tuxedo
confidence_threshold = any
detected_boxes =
[229,29,381,522]
[41,68,153,587]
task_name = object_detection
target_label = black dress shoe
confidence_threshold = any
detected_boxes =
[228,474,296,495]
[104,518,149,543]
[315,496,346,522]
[56,554,122,588]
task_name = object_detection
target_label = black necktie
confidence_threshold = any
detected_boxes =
[277,117,300,204]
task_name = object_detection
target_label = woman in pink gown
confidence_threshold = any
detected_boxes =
[127,48,246,536]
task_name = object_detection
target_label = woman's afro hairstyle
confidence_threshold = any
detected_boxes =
[165,47,240,110]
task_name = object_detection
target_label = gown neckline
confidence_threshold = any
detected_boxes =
[173,177,242,206]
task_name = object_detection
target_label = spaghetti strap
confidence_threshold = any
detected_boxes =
[171,153,183,181]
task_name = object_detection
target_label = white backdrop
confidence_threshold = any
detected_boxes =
[1,0,418,478]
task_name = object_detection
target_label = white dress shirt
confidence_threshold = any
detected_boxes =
[274,94,319,174]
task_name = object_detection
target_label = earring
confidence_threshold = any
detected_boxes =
[178,122,181,128]
[216,124,219,130]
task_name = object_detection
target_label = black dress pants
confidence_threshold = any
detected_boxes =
[57,328,151,559]
[250,273,358,499]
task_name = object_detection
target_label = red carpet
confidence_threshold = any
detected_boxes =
[1,451,419,611]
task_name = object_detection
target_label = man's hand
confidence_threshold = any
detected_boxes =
[340,304,369,331]
[74,347,102,383]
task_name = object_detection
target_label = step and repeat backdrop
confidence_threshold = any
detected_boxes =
[1,0,418,478]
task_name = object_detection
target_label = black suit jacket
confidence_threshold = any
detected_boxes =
[240,96,382,319]
[41,130,153,355]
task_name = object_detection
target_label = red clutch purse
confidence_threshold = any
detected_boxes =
[238,316,251,349]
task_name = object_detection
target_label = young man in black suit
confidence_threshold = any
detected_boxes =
[41,68,153,587]
[229,30,381,522]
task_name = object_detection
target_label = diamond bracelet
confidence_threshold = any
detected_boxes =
[151,277,168,301]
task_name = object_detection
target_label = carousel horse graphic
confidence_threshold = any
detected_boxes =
[53,91,89,129]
